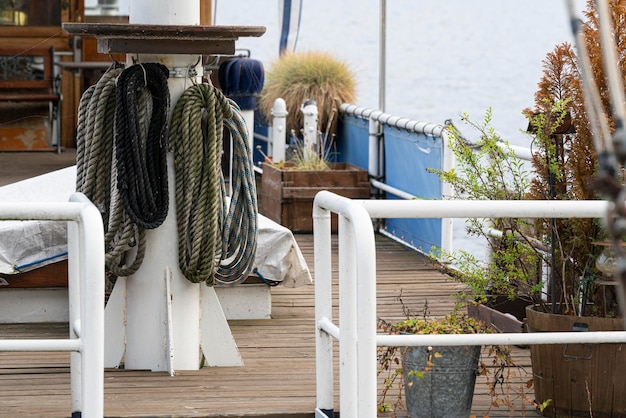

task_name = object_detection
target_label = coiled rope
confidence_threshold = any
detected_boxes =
[76,65,147,277]
[115,63,170,230]
[169,83,258,285]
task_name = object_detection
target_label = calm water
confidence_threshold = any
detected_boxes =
[215,0,588,256]
[216,0,587,145]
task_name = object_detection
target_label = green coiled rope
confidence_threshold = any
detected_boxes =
[169,83,258,285]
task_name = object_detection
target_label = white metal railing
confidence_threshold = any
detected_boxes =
[312,191,626,418]
[257,100,456,254]
[0,193,105,418]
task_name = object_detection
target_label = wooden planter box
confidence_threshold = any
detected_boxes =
[467,295,531,333]
[260,162,370,233]
[467,303,526,334]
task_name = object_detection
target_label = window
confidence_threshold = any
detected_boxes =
[0,1,61,26]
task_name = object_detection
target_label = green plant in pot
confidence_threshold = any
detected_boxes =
[521,1,626,416]
[428,109,545,329]
[257,50,369,232]
[378,303,540,417]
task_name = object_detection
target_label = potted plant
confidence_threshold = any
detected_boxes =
[257,50,369,232]
[521,1,626,416]
[258,50,356,138]
[429,109,545,332]
[378,305,541,417]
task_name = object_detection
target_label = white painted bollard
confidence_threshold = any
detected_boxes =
[301,99,318,162]
[271,98,288,162]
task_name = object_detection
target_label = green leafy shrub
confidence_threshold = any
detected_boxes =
[429,109,544,307]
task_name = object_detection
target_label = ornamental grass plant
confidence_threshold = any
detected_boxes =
[258,50,356,140]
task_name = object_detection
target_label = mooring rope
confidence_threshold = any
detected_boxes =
[215,106,258,284]
[76,66,147,277]
[169,83,257,285]
[77,66,256,284]
[115,63,171,230]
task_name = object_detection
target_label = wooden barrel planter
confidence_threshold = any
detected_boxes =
[525,305,626,417]
[259,162,370,233]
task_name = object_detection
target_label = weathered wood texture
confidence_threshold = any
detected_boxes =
[0,261,68,288]
[0,233,538,417]
[259,163,370,232]
[526,306,626,417]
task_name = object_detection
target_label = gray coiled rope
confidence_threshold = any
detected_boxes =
[169,83,258,285]
[76,65,147,277]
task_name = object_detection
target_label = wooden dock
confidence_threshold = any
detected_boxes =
[0,151,540,417]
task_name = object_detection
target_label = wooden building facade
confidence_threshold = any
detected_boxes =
[0,0,212,151]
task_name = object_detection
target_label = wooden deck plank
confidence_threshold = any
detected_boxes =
[0,150,539,418]
[0,233,538,417]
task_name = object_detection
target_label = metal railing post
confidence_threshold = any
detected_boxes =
[0,194,105,417]
[338,214,358,414]
[313,195,334,416]
[313,193,626,418]
[72,194,105,418]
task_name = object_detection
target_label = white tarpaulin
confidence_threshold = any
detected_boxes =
[0,167,73,274]
[0,166,312,287]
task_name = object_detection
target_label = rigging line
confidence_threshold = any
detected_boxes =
[0,30,64,59]
[565,1,614,168]
[596,0,626,162]
[566,0,626,326]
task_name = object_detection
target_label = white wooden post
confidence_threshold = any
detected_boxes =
[301,99,318,162]
[104,0,242,372]
[271,98,287,162]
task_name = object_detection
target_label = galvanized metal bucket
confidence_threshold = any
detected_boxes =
[402,345,480,418]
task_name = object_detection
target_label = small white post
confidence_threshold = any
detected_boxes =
[67,213,81,414]
[301,99,318,162]
[440,129,455,256]
[313,195,334,415]
[368,118,380,177]
[271,98,288,162]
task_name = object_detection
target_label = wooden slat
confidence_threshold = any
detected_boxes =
[0,232,536,417]
[1,261,68,288]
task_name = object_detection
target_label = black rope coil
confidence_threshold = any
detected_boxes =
[115,63,171,229]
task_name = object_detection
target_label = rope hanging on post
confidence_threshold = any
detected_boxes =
[76,66,148,277]
[215,107,258,284]
[169,83,258,285]
[115,63,171,230]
